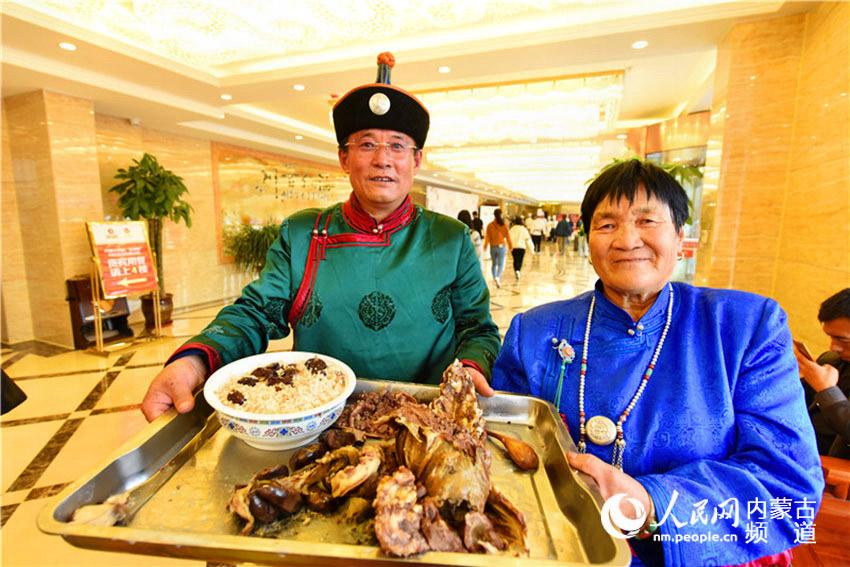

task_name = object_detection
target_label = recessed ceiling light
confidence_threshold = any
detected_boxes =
[220,94,232,100]
[438,66,451,74]
[295,135,303,140]
[293,84,305,91]
[617,134,627,139]
[631,40,648,49]
[59,42,77,51]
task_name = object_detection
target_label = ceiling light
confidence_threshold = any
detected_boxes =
[220,94,232,100]
[418,72,623,146]
[425,141,617,202]
[29,1,583,67]
[631,40,648,49]
[59,42,77,51]
[293,84,305,91]
[438,66,451,74]
[616,134,627,139]
[295,135,303,140]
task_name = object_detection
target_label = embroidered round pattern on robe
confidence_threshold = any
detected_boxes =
[431,286,452,324]
[263,298,288,334]
[358,291,396,331]
[299,293,323,327]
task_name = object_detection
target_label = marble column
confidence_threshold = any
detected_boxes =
[3,90,104,348]
[697,2,850,348]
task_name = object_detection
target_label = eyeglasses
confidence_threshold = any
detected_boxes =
[344,140,418,156]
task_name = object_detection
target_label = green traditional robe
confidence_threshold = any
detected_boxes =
[174,194,500,384]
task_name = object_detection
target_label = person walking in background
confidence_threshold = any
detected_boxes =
[575,218,588,258]
[484,208,512,288]
[471,210,484,238]
[554,214,573,255]
[508,215,534,280]
[458,209,484,272]
[794,288,850,458]
[529,209,546,253]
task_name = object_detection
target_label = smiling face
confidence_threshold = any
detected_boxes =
[588,186,684,306]
[338,128,421,221]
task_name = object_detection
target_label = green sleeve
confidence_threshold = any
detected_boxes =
[182,219,294,366]
[452,226,501,378]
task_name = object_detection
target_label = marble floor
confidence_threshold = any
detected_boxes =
[1,241,596,567]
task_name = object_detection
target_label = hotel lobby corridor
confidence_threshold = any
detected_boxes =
[1,242,596,566]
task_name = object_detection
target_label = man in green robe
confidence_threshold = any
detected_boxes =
[141,53,500,421]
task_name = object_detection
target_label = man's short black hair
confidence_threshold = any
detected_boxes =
[818,288,850,322]
[581,159,690,233]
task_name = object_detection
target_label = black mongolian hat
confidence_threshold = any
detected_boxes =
[333,52,430,149]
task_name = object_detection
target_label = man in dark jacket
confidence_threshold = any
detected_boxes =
[553,215,573,255]
[795,288,850,458]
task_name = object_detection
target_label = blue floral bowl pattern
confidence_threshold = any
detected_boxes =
[204,352,356,451]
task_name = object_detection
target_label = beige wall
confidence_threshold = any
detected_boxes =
[3,91,103,347]
[95,115,253,312]
[1,106,33,344]
[697,2,850,350]
[1,97,254,348]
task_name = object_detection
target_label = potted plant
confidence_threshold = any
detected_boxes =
[224,221,279,276]
[109,153,193,328]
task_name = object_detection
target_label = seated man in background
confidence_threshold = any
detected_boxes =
[141,53,500,421]
[795,288,850,458]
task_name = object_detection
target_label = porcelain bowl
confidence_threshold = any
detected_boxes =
[203,351,356,451]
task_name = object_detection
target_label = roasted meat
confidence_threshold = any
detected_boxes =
[338,390,418,438]
[393,361,491,514]
[228,445,380,534]
[463,511,505,553]
[228,360,531,558]
[373,466,430,557]
[485,484,528,554]
[331,445,382,498]
[421,497,465,552]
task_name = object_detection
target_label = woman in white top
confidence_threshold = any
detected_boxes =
[457,209,484,271]
[508,215,534,280]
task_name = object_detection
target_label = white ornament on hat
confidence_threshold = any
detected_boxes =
[369,93,391,115]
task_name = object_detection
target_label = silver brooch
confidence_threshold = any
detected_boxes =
[369,92,390,115]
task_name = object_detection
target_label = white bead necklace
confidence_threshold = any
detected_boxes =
[578,284,674,470]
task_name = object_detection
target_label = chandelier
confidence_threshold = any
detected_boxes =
[419,73,623,146]
[22,0,593,67]
[420,72,625,202]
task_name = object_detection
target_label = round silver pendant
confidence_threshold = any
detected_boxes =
[368,92,391,115]
[586,415,617,446]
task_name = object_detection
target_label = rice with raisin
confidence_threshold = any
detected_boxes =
[216,357,347,414]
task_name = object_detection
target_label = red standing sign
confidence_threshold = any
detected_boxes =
[87,221,158,298]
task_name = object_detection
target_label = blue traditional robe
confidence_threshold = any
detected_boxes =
[492,281,823,566]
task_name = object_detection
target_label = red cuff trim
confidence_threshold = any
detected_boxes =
[168,343,222,375]
[460,359,485,378]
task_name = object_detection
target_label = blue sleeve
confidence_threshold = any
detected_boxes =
[491,313,533,395]
[637,300,824,566]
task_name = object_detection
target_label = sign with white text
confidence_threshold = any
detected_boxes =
[87,221,158,298]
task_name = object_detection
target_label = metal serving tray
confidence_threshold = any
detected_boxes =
[39,380,630,566]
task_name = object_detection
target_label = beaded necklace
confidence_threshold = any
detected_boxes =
[577,283,674,470]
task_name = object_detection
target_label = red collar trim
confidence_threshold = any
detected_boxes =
[342,192,416,235]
